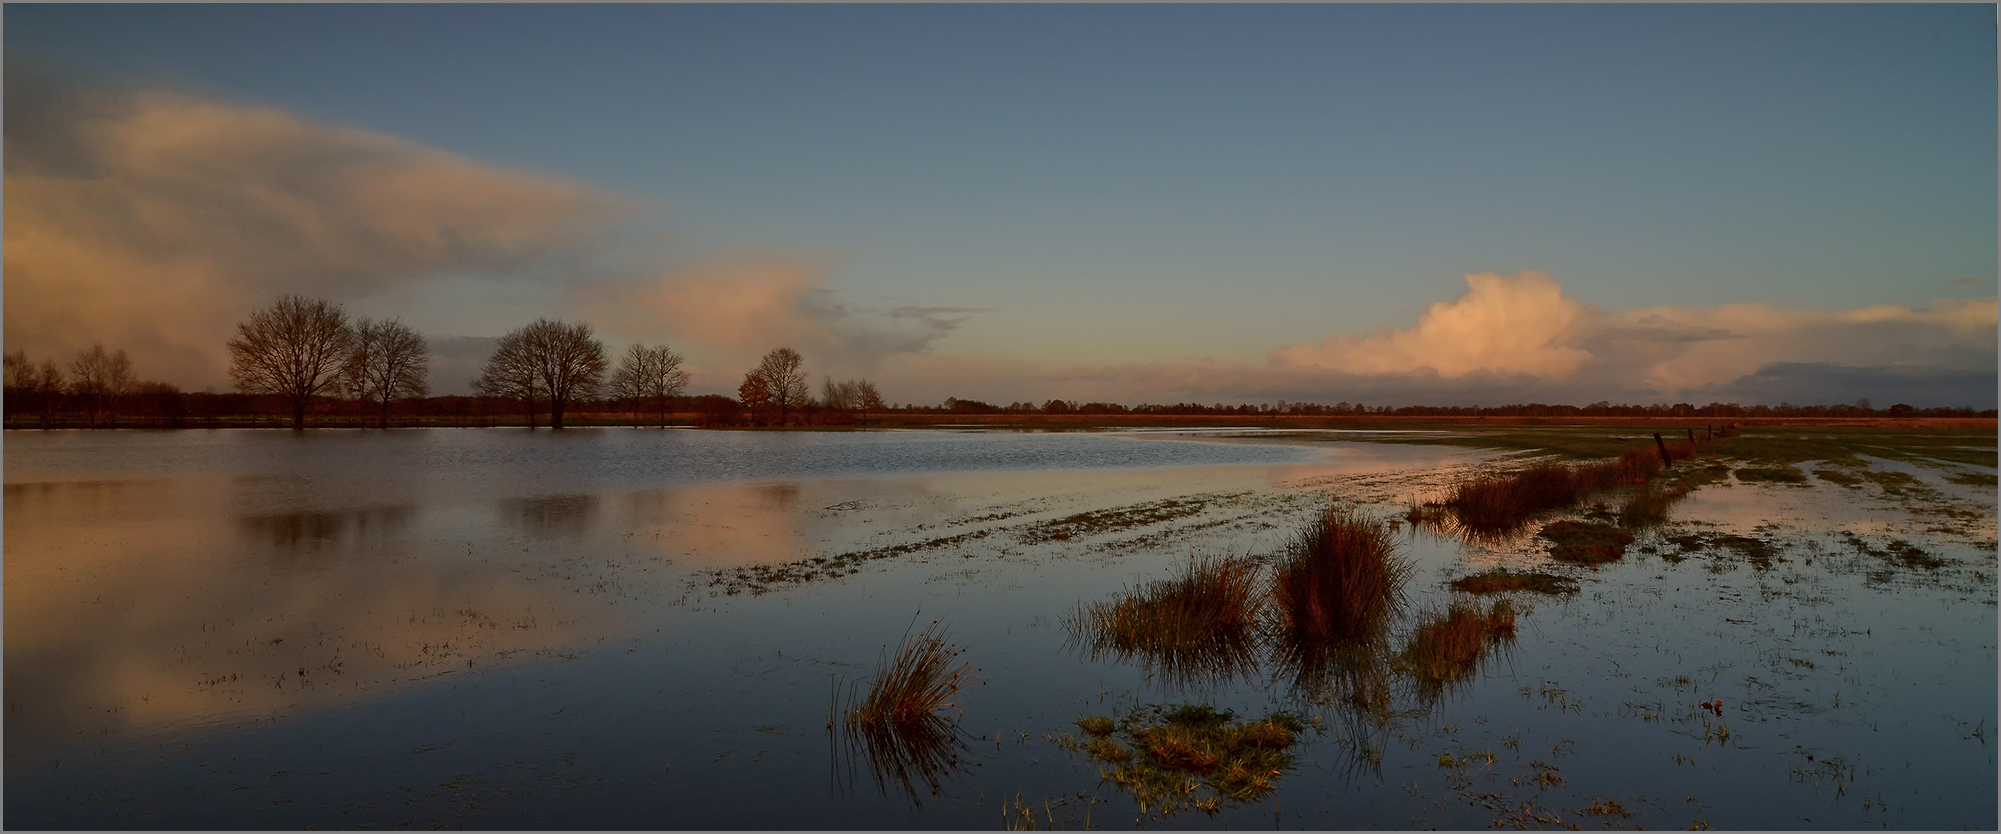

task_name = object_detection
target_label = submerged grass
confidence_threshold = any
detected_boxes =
[1540,520,1636,565]
[1449,569,1579,596]
[1072,553,1264,687]
[1735,465,1808,484]
[1072,703,1304,819]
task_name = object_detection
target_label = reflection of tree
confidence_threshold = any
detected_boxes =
[501,495,600,539]
[236,506,416,571]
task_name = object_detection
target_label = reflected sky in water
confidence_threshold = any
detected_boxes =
[4,428,1993,829]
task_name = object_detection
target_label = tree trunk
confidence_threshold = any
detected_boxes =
[550,398,565,429]
[379,397,391,430]
[293,399,307,430]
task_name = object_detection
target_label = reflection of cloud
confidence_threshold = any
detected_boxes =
[3,64,630,388]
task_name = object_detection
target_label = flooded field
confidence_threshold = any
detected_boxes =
[5,426,1994,829]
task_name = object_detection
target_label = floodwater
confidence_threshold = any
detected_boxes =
[4,428,1994,829]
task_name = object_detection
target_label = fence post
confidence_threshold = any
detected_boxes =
[1654,433,1673,467]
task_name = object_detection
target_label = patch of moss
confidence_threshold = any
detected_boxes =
[1663,532,1778,570]
[1946,471,1998,487]
[1540,520,1635,565]
[1839,531,1947,571]
[1073,704,1303,818]
[1449,569,1579,595]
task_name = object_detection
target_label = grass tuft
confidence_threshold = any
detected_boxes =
[1270,509,1410,646]
[1447,450,1663,534]
[1072,553,1264,687]
[836,620,979,802]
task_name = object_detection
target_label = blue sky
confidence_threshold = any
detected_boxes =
[5,4,1994,405]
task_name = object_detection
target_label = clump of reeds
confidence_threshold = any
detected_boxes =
[1448,569,1578,595]
[1397,599,1517,703]
[1079,703,1304,818]
[1539,520,1636,565]
[835,620,979,802]
[1267,508,1410,703]
[1072,553,1264,687]
[1446,462,1582,533]
[1270,508,1410,646]
[1448,448,1672,535]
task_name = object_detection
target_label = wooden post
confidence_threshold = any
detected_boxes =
[1686,427,1696,445]
[1654,432,1673,467]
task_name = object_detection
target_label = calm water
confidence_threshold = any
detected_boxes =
[5,428,1994,829]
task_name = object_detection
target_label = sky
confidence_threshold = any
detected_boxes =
[5,4,1995,407]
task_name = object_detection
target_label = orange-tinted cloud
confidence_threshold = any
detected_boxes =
[573,258,984,387]
[880,275,1994,408]
[4,67,630,388]
[1269,271,1594,378]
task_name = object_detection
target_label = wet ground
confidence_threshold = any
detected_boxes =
[4,427,1993,829]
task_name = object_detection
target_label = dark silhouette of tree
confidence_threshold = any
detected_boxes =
[855,379,885,426]
[609,343,689,428]
[70,343,135,427]
[477,319,607,429]
[753,347,809,424]
[345,318,428,429]
[820,377,885,426]
[473,329,540,428]
[737,369,772,424]
[228,295,354,429]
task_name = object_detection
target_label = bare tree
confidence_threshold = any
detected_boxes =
[737,369,771,424]
[473,330,540,428]
[821,378,860,412]
[478,319,607,429]
[855,379,886,426]
[32,359,64,427]
[70,344,135,427]
[345,318,429,429]
[609,343,689,428]
[228,295,353,429]
[753,347,809,425]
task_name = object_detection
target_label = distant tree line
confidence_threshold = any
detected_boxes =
[5,294,1994,428]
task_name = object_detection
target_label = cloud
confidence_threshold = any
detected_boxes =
[571,259,987,386]
[3,65,631,388]
[881,275,1994,409]
[1950,275,1993,286]
[1269,271,1595,377]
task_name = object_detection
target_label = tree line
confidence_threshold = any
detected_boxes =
[4,293,1992,428]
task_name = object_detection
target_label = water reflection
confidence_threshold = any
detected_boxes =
[500,494,600,539]
[236,505,415,570]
